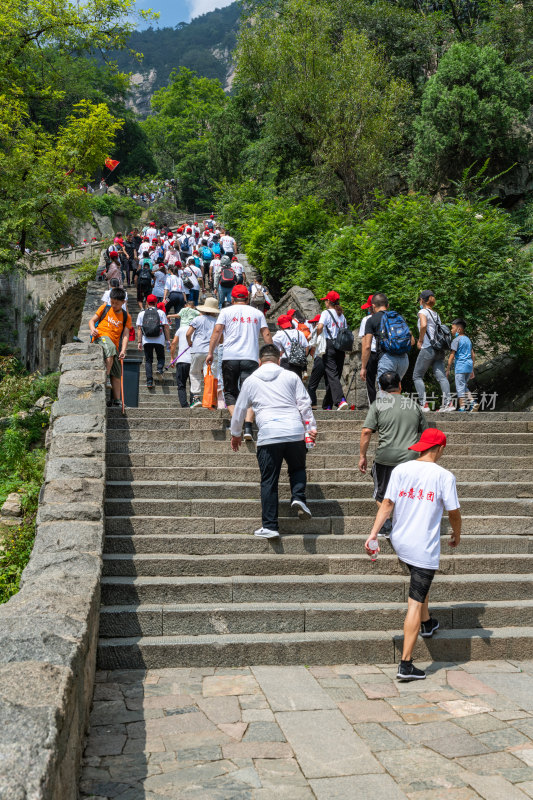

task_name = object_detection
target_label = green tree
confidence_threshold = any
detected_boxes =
[236,0,411,209]
[409,42,531,188]
[294,193,533,359]
[142,67,228,209]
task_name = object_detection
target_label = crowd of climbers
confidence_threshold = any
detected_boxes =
[89,216,473,683]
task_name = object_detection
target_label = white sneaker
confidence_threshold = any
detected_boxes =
[291,499,312,519]
[254,527,280,539]
[438,402,456,412]
[337,400,348,411]
[421,403,431,413]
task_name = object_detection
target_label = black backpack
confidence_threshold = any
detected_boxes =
[426,309,452,352]
[327,311,354,352]
[138,265,152,291]
[142,307,162,338]
[284,331,308,368]
[220,267,236,288]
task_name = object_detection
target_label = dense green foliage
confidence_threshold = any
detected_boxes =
[410,43,531,188]
[90,194,141,220]
[0,358,59,603]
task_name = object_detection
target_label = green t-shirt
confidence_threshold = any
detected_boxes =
[363,393,428,466]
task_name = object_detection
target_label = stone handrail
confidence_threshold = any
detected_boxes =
[0,282,108,799]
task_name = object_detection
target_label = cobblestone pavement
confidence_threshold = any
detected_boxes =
[80,660,533,799]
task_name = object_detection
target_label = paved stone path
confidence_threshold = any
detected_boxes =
[80,660,533,799]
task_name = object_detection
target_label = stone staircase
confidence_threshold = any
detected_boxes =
[96,298,533,669]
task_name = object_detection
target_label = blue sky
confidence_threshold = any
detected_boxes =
[136,0,234,27]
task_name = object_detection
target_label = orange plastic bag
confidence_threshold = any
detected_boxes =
[202,365,218,409]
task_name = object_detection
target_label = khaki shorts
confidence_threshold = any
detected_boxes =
[97,337,121,379]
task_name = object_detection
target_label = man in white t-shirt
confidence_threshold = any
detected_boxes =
[365,428,461,682]
[183,258,204,306]
[206,284,273,441]
[170,325,192,407]
[136,294,170,388]
[220,231,236,256]
[230,344,317,538]
[186,297,219,408]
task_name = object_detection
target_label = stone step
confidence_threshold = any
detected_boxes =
[105,466,533,484]
[106,428,533,447]
[100,573,533,606]
[96,626,533,669]
[104,480,532,501]
[105,452,533,470]
[104,496,533,518]
[108,407,533,426]
[103,533,533,556]
[106,415,533,434]
[104,514,532,536]
[98,599,533,638]
[101,552,533,578]
[105,438,533,455]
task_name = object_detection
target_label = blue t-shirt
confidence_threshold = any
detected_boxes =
[451,334,473,373]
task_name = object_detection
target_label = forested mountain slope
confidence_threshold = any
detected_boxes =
[112,3,240,115]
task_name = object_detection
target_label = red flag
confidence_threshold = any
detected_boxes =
[105,158,120,172]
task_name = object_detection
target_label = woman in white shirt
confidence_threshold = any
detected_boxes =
[101,279,128,311]
[152,263,168,300]
[163,265,187,316]
[272,315,309,379]
[316,290,349,410]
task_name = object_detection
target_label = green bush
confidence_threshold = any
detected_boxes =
[510,195,533,240]
[295,193,533,359]
[90,194,141,221]
[0,357,59,603]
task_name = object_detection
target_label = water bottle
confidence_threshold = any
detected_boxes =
[305,422,316,450]
[368,539,379,562]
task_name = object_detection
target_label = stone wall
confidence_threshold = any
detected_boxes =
[0,282,107,800]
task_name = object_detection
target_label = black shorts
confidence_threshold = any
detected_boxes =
[137,284,151,303]
[222,359,258,406]
[406,564,436,603]
[371,462,395,502]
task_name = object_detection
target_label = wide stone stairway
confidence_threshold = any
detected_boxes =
[97,297,533,670]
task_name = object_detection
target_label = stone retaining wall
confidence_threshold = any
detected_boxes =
[0,282,107,800]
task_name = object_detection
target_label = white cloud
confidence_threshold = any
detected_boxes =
[188,0,234,19]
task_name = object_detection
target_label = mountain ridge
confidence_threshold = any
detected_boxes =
[113,3,240,115]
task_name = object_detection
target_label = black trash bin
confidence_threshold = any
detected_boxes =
[122,356,143,408]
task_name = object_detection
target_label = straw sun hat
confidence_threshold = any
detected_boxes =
[196,297,220,315]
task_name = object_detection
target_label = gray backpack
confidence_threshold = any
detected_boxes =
[284,331,307,369]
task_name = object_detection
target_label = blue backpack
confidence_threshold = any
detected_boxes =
[202,246,213,261]
[379,310,412,355]
[212,242,221,255]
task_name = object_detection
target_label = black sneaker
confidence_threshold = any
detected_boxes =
[396,661,426,681]
[243,423,254,442]
[420,617,440,638]
[147,381,154,389]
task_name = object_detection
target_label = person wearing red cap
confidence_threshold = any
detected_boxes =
[306,314,327,409]
[103,252,123,288]
[136,294,170,388]
[206,284,273,441]
[273,315,309,379]
[179,228,193,263]
[365,427,461,682]
[145,221,158,244]
[358,294,378,404]
[316,291,349,410]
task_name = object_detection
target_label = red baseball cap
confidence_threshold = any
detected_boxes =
[231,284,249,298]
[320,290,340,302]
[277,315,292,329]
[146,294,157,304]
[408,428,447,452]
[286,308,296,317]
[157,302,166,311]
[109,250,118,258]
[308,314,321,323]
[361,294,374,310]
